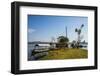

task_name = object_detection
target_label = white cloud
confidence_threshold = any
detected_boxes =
[28,28,36,33]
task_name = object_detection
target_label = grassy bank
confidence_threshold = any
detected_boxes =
[39,48,88,60]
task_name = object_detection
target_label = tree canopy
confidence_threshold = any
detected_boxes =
[57,36,69,44]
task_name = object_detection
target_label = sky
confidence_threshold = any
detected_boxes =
[28,15,88,42]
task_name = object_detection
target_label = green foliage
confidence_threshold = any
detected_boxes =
[81,24,84,28]
[57,36,69,44]
[75,28,78,32]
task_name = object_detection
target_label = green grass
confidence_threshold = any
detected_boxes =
[39,48,88,60]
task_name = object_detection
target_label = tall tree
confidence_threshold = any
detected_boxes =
[75,24,84,48]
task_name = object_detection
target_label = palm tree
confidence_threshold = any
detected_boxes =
[75,24,84,48]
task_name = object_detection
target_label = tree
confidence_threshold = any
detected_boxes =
[75,24,84,48]
[57,36,69,48]
[57,36,69,44]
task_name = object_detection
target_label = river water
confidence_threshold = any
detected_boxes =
[28,44,50,60]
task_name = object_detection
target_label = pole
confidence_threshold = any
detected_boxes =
[66,26,67,38]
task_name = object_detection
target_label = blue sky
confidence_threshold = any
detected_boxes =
[28,15,88,42]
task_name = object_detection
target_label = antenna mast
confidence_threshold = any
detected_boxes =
[66,26,67,38]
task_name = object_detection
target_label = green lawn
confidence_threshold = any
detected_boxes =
[39,48,88,60]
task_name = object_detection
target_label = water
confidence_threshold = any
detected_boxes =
[28,44,50,60]
[28,43,88,60]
